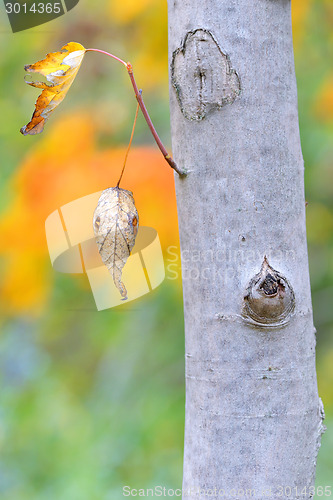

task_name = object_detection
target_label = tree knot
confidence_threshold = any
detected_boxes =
[243,256,295,327]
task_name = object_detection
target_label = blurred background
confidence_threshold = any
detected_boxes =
[0,0,332,498]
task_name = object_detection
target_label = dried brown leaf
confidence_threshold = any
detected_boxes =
[93,187,139,299]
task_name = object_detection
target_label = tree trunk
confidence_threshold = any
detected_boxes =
[167,1,325,498]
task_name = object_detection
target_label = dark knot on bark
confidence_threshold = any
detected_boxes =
[243,256,295,327]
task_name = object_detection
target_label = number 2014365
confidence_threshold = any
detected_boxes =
[5,3,62,14]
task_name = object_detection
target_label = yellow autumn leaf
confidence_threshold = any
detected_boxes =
[20,42,86,136]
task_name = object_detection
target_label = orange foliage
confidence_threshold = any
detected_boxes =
[0,113,179,314]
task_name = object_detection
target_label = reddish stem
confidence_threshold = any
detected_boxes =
[86,48,185,176]
[86,48,127,67]
[126,63,184,175]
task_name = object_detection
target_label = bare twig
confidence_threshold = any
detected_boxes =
[86,48,185,176]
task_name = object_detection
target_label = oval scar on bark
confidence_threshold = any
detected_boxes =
[171,28,241,121]
[243,256,295,327]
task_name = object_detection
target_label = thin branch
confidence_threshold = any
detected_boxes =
[126,63,185,176]
[86,48,186,176]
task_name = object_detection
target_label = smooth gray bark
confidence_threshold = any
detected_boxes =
[167,1,325,498]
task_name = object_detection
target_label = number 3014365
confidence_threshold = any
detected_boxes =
[5,3,62,14]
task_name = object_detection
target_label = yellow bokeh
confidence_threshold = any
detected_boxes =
[0,251,51,315]
[306,203,333,244]
[109,0,156,24]
[291,0,312,49]
[318,350,333,408]
[313,74,333,122]
[108,0,168,88]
